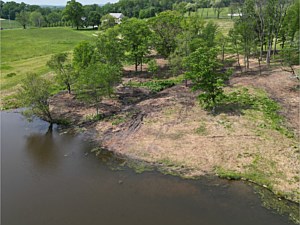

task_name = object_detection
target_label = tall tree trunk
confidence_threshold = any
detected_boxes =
[258,58,262,75]
[135,58,138,72]
[67,83,71,94]
[266,39,272,66]
[222,44,225,63]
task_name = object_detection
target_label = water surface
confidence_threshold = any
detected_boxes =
[1,111,294,225]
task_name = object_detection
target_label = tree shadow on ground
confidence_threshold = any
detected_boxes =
[212,102,254,116]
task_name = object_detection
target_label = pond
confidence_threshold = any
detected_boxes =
[1,111,295,225]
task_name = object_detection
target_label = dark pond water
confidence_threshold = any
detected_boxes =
[1,111,295,225]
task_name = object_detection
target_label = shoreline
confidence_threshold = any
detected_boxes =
[49,71,299,204]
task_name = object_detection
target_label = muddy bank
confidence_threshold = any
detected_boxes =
[50,67,299,204]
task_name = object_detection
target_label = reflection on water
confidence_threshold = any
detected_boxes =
[1,111,295,225]
[26,126,59,168]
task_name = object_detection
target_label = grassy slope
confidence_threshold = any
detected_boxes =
[194,7,230,18]
[0,27,96,102]
[197,8,235,35]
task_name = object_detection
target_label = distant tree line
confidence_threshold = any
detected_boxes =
[1,0,248,30]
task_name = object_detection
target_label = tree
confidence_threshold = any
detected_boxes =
[281,0,299,47]
[213,1,225,19]
[150,10,183,58]
[95,27,124,67]
[46,11,62,26]
[185,3,197,16]
[201,21,219,48]
[234,0,256,71]
[228,28,242,69]
[88,11,101,29]
[147,59,159,77]
[73,41,96,71]
[64,0,84,30]
[216,32,228,63]
[184,47,231,111]
[16,10,30,29]
[281,41,299,79]
[100,14,116,30]
[18,73,54,124]
[229,2,240,19]
[47,53,77,94]
[30,11,45,27]
[120,18,152,72]
[173,2,188,15]
[77,63,121,115]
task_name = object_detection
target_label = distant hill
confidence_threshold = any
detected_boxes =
[39,5,65,8]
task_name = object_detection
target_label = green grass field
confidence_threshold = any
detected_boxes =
[187,8,236,35]
[0,27,96,104]
[0,19,23,29]
[189,7,232,19]
[205,18,235,35]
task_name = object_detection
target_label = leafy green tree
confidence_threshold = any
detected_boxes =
[77,63,121,115]
[16,10,30,29]
[64,0,84,30]
[229,2,240,19]
[213,1,225,19]
[185,3,197,16]
[73,41,96,71]
[100,14,116,30]
[184,47,231,111]
[139,7,156,19]
[216,32,228,63]
[120,18,152,72]
[95,27,124,67]
[281,41,299,79]
[88,11,101,28]
[147,59,159,77]
[47,53,77,94]
[30,11,45,27]
[18,73,54,124]
[173,2,188,15]
[149,10,183,58]
[281,0,299,47]
[46,11,62,26]
[201,21,219,48]
[228,28,242,68]
[234,0,256,70]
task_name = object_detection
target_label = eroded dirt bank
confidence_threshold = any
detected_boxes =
[50,66,299,203]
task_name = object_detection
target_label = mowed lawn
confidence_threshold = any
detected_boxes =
[0,27,96,101]
[187,8,236,34]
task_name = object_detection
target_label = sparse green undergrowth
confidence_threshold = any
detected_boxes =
[127,76,184,93]
[253,185,300,224]
[195,121,208,135]
[215,154,281,190]
[220,87,294,138]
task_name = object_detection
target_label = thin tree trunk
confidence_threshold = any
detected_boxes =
[258,58,262,76]
[222,44,225,63]
[135,58,138,72]
[67,83,71,94]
